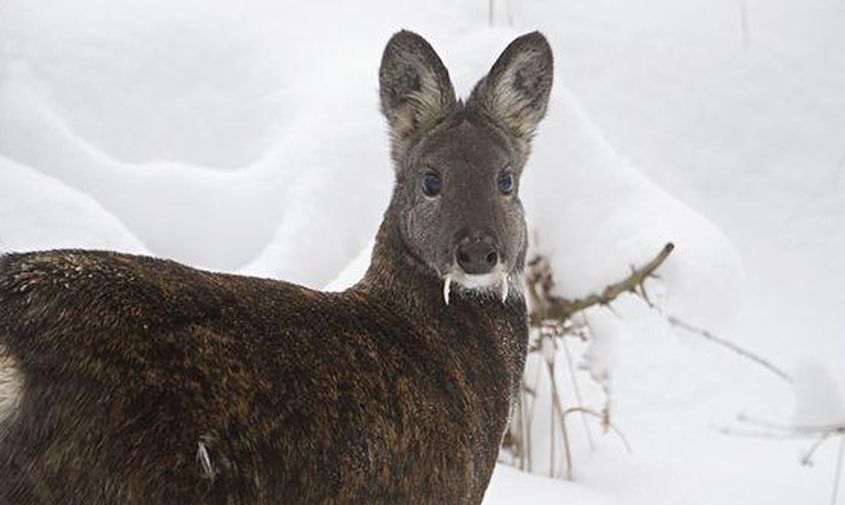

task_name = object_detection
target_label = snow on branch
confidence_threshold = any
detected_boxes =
[527,241,789,383]
[513,241,845,502]
[511,241,822,483]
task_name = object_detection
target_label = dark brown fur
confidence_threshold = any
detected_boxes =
[0,211,526,504]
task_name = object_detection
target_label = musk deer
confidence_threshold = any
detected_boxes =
[0,30,553,504]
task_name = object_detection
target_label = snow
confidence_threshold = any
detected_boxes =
[793,360,845,428]
[1,0,844,503]
[484,464,617,505]
[0,154,147,253]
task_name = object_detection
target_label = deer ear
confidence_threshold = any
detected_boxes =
[379,31,458,166]
[467,32,553,154]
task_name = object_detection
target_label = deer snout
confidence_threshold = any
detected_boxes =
[456,240,498,275]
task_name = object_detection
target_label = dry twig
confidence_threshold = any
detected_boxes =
[530,243,674,325]
[832,436,844,505]
[667,317,793,383]
[562,406,633,454]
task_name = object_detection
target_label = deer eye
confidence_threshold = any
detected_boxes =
[498,173,514,194]
[422,172,442,197]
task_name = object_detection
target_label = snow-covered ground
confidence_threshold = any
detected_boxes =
[1,0,843,503]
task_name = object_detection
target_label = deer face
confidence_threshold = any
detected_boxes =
[379,31,553,302]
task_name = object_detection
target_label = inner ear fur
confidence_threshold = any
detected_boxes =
[379,30,458,166]
[466,32,554,155]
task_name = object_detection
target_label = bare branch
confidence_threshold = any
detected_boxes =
[666,317,793,384]
[530,243,674,325]
[547,361,574,480]
[737,413,845,435]
[739,0,751,48]
[562,406,633,454]
[560,335,595,450]
[801,433,833,466]
[711,425,816,440]
[832,435,844,505]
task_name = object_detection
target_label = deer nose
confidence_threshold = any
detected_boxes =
[456,241,498,275]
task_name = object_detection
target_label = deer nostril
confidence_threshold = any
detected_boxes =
[456,241,498,275]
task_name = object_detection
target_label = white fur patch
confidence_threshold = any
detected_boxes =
[452,270,502,289]
[448,267,516,304]
[197,437,217,480]
[0,344,22,423]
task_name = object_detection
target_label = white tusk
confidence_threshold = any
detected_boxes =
[500,272,509,303]
[443,274,452,305]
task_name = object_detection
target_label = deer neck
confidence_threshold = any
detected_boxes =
[355,206,526,320]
